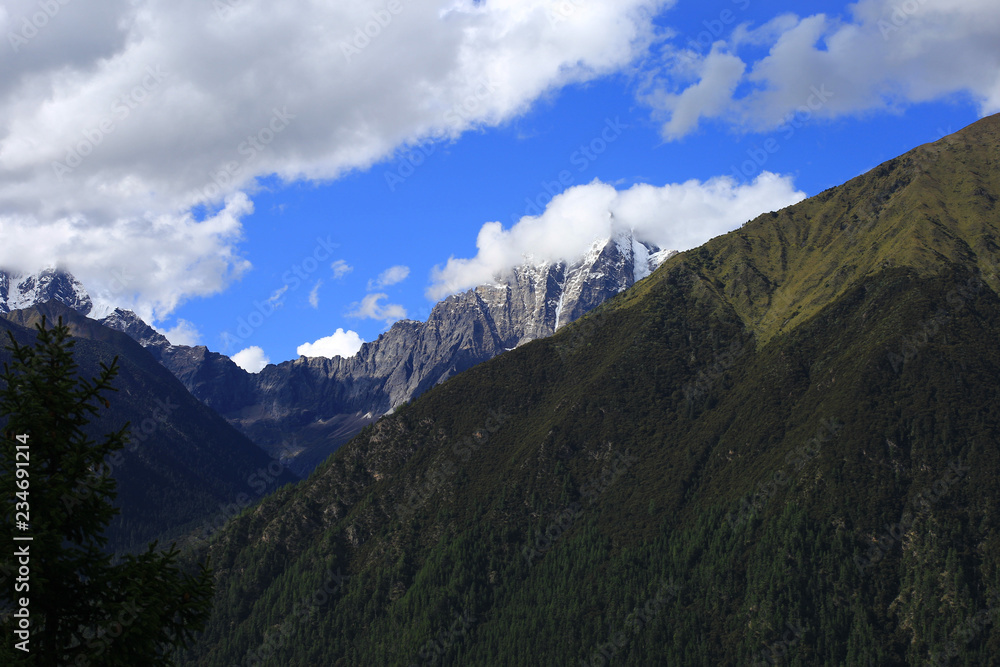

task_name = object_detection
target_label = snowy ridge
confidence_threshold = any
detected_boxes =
[632,237,652,282]
[649,248,678,270]
[0,268,94,316]
[0,267,173,348]
[472,228,676,346]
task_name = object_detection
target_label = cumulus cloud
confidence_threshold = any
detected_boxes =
[308,280,322,308]
[0,0,668,322]
[428,173,805,299]
[0,193,252,323]
[655,49,746,139]
[348,293,407,324]
[331,260,353,279]
[297,328,365,359]
[647,0,1000,137]
[231,345,270,373]
[367,265,410,290]
[156,318,201,346]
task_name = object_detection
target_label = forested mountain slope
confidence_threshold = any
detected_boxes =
[182,115,1000,666]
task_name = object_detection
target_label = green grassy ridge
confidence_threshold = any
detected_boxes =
[182,116,1000,665]
[618,114,1000,346]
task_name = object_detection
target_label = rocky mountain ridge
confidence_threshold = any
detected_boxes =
[2,230,675,474]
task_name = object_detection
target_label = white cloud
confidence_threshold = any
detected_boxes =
[0,0,668,321]
[331,260,353,279]
[647,0,1000,137]
[266,285,289,308]
[348,293,407,324]
[0,193,252,323]
[231,345,270,373]
[367,265,410,290]
[297,328,365,359]
[656,49,746,139]
[428,172,805,299]
[309,280,322,308]
[157,318,201,346]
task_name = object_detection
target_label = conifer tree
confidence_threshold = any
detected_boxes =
[0,317,213,665]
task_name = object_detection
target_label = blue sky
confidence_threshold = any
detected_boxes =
[0,0,995,371]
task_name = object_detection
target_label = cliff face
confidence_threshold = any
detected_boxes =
[155,231,674,474]
[2,231,674,475]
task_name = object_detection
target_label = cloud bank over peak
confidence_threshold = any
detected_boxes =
[0,0,669,321]
[427,172,805,299]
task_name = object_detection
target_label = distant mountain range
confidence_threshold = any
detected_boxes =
[0,302,297,555]
[178,115,1000,665]
[1,230,675,475]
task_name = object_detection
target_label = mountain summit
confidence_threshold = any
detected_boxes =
[160,229,675,473]
[0,230,675,474]
[0,269,97,317]
[183,114,1000,666]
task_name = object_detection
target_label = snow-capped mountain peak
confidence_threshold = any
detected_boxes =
[0,268,94,316]
[0,267,170,348]
[472,229,676,343]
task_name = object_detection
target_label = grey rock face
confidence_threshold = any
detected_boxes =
[1,232,675,475]
[98,308,172,348]
[189,231,673,473]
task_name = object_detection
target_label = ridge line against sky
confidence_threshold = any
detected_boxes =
[0,0,996,370]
